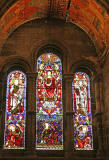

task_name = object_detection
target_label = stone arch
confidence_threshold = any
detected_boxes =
[1,56,32,74]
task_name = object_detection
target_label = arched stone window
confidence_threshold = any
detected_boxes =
[4,70,26,149]
[36,53,63,150]
[72,72,93,150]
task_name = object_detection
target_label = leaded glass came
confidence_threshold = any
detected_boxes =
[4,71,26,149]
[72,72,93,150]
[36,53,63,150]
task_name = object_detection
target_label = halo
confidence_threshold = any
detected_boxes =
[8,124,15,131]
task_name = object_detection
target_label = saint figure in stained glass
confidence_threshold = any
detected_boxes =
[4,71,26,149]
[72,72,93,150]
[36,53,63,150]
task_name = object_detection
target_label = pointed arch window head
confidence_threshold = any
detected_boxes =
[72,72,93,150]
[4,71,26,149]
[36,53,63,150]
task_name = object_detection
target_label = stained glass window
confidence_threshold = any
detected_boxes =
[72,72,93,150]
[4,71,26,149]
[36,53,63,150]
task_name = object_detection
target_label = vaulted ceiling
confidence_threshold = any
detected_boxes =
[0,0,109,57]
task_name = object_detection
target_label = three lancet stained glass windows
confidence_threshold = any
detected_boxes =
[4,55,93,150]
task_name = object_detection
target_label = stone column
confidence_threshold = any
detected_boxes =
[63,74,73,160]
[0,72,7,151]
[26,72,37,157]
[94,74,104,157]
[99,78,104,113]
[0,72,3,150]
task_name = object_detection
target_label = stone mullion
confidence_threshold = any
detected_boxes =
[95,112,104,157]
[0,75,3,150]
[63,74,73,159]
[26,73,37,154]
[0,72,6,151]
[94,80,100,113]
[99,79,104,113]
[94,74,104,157]
[99,77,104,155]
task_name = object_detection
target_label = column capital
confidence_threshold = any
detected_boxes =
[66,111,73,116]
[63,73,73,80]
[93,73,103,83]
[0,72,5,83]
[26,72,38,79]
[94,112,103,119]
[26,111,36,115]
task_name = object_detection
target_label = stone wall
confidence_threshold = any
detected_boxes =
[102,54,109,157]
[0,18,102,160]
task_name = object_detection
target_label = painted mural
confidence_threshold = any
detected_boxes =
[0,0,109,53]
